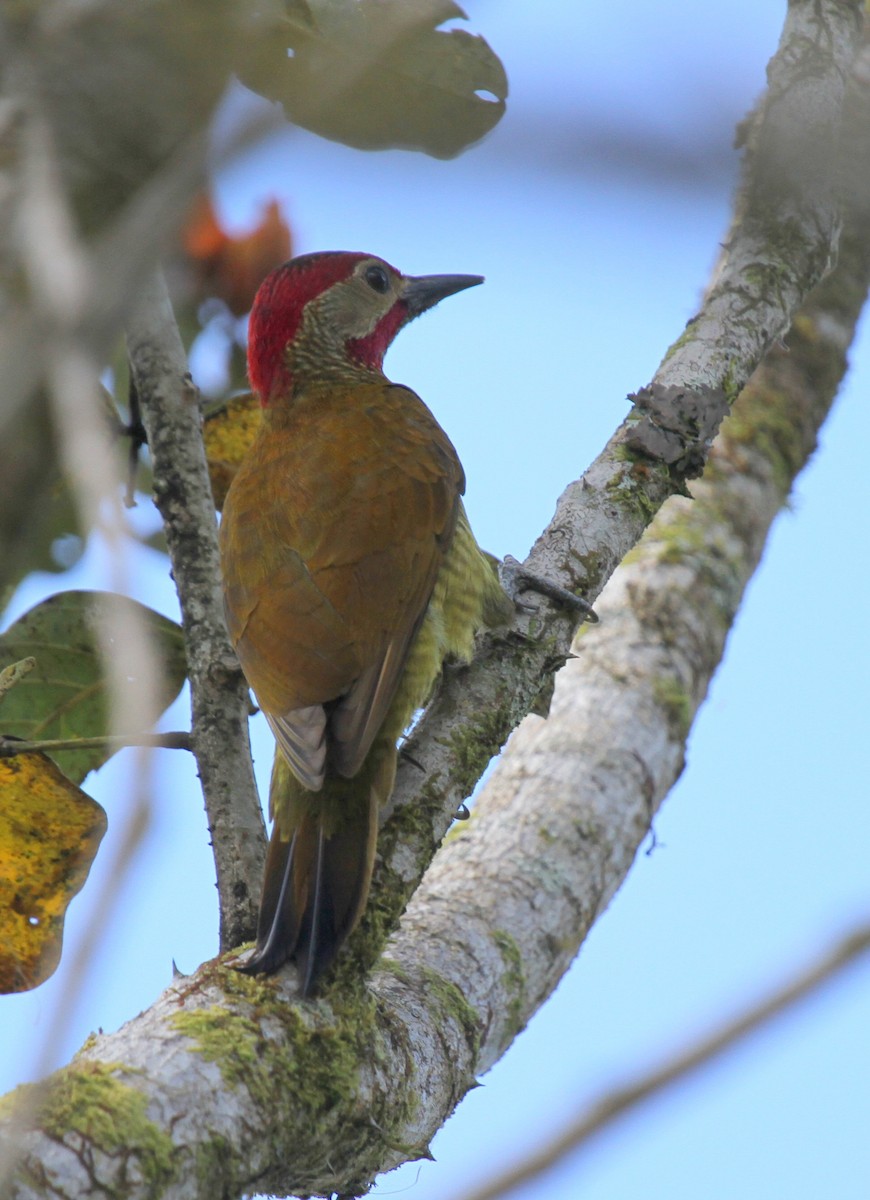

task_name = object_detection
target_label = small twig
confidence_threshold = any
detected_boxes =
[452,925,870,1200]
[0,731,191,758]
[5,75,166,1181]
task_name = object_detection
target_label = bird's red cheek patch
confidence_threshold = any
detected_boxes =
[347,303,407,371]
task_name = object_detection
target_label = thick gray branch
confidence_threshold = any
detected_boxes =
[389,259,868,1083]
[372,0,862,940]
[127,273,265,948]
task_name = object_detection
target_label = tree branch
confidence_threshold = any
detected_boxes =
[382,17,870,1083]
[368,0,862,959]
[126,272,266,949]
[0,4,865,1198]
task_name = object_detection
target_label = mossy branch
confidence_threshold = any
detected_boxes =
[372,0,863,955]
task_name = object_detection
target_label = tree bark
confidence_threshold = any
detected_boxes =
[366,0,861,969]
[127,273,266,949]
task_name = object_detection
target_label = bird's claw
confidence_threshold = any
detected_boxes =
[499,555,599,624]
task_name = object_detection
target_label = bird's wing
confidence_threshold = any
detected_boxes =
[222,506,360,791]
[220,383,463,788]
[264,706,327,792]
[326,549,440,778]
[306,385,463,776]
[222,542,360,714]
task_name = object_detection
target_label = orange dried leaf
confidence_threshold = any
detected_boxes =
[182,194,228,261]
[0,752,106,993]
[220,200,292,315]
[203,392,262,509]
[181,194,292,315]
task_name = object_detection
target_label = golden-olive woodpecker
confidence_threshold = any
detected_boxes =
[219,251,511,995]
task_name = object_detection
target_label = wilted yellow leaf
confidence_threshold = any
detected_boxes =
[203,391,261,509]
[0,751,106,992]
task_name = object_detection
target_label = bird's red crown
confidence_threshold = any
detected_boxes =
[247,251,399,404]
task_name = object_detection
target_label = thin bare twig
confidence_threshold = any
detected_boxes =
[0,71,167,1194]
[452,925,870,1200]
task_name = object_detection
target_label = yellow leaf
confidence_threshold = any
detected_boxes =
[0,752,106,992]
[203,391,261,510]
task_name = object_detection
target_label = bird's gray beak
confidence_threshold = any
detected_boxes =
[400,273,484,318]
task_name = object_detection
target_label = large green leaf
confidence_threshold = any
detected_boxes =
[239,0,507,159]
[0,592,188,783]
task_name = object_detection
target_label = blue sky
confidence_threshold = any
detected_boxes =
[3,3,870,1198]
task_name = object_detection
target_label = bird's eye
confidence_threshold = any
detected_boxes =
[364,264,390,294]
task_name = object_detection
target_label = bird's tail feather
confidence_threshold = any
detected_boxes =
[239,743,392,994]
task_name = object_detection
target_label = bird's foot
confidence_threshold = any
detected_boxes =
[499,555,599,624]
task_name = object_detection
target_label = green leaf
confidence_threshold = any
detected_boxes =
[0,592,188,784]
[239,0,508,159]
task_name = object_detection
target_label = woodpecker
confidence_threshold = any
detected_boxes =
[219,251,512,995]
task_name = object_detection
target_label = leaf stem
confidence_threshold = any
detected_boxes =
[0,731,192,758]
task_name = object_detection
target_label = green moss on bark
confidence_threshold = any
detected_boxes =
[652,676,692,741]
[492,929,526,1040]
[448,697,514,798]
[2,1060,176,1195]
